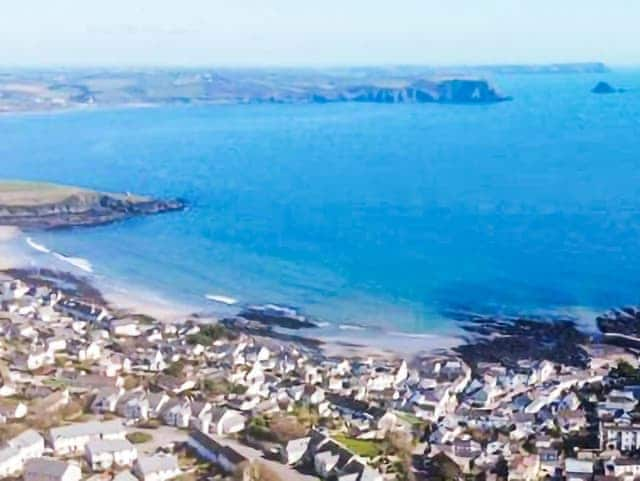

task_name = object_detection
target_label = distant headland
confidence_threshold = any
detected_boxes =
[0,62,606,113]
[0,180,185,229]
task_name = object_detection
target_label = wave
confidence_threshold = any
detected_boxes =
[205,294,238,305]
[25,237,51,253]
[388,330,440,339]
[52,252,93,273]
[338,323,365,331]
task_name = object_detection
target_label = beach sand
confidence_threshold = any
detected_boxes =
[0,225,34,269]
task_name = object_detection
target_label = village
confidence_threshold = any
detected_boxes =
[2,273,640,481]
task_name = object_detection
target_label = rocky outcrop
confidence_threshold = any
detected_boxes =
[591,81,624,94]
[0,187,185,229]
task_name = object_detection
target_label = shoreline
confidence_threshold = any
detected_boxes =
[0,224,460,358]
[0,223,623,363]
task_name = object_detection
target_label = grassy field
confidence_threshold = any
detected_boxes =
[0,180,147,206]
[333,434,383,458]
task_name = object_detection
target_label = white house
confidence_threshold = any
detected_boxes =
[117,390,150,422]
[0,447,22,478]
[48,420,127,455]
[162,399,191,428]
[24,458,82,481]
[283,437,311,465]
[85,439,138,471]
[210,408,246,435]
[7,429,45,462]
[133,455,181,481]
[110,319,141,338]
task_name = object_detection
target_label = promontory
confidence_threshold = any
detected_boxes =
[0,181,184,229]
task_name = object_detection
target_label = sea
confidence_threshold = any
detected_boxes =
[1,70,640,344]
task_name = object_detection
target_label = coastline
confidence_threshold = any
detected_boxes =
[0,224,461,358]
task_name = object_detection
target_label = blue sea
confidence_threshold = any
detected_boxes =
[2,71,640,338]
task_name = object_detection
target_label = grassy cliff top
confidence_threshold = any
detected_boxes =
[0,180,147,206]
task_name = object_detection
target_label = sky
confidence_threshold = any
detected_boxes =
[1,0,639,67]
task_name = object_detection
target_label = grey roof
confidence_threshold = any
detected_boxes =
[7,429,44,449]
[50,420,125,440]
[135,455,179,475]
[86,439,135,455]
[25,458,73,477]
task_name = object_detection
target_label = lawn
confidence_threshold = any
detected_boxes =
[333,434,382,458]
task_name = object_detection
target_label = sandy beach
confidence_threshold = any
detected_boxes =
[0,222,462,359]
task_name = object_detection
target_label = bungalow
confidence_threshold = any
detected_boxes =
[24,458,82,481]
[85,439,138,471]
[48,420,127,456]
[133,455,181,481]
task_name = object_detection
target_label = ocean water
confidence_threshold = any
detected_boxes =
[2,71,640,336]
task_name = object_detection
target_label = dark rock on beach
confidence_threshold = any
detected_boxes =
[238,304,318,329]
[597,306,640,336]
[453,314,591,369]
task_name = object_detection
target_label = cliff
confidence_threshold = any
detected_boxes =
[0,181,184,229]
[307,79,511,104]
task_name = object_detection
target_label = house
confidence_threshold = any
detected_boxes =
[13,350,52,371]
[565,458,594,481]
[133,455,181,481]
[313,440,354,478]
[24,458,82,481]
[143,351,167,372]
[605,457,640,481]
[85,439,138,471]
[0,400,28,423]
[600,420,640,451]
[210,408,246,435]
[508,454,540,481]
[48,420,127,455]
[110,318,141,337]
[0,447,22,478]
[162,399,191,428]
[538,448,560,475]
[282,437,311,465]
[7,429,45,462]
[91,387,124,413]
[186,430,260,476]
[190,401,212,433]
[117,390,150,422]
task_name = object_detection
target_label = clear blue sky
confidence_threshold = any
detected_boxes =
[2,0,638,67]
